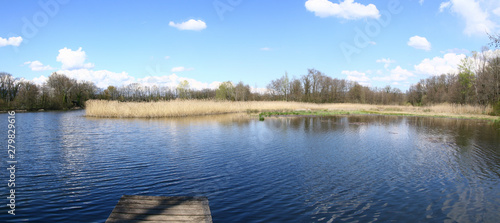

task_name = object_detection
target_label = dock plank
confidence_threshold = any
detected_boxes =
[106,196,212,223]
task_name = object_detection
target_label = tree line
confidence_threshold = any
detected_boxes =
[0,72,97,111]
[407,49,500,114]
[0,70,406,111]
[1,36,499,115]
[265,70,405,105]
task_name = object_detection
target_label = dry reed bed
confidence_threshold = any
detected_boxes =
[86,100,323,118]
[85,100,495,120]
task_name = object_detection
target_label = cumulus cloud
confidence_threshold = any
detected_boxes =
[171,67,194,72]
[376,58,396,69]
[250,86,269,94]
[24,61,55,71]
[43,68,219,90]
[373,66,414,82]
[56,47,95,70]
[442,48,470,54]
[439,1,451,12]
[169,19,207,31]
[480,49,500,59]
[0,36,23,47]
[439,0,496,36]
[137,74,220,90]
[342,70,371,86]
[32,75,48,86]
[414,53,466,76]
[28,47,220,91]
[408,36,431,51]
[494,7,500,16]
[56,69,134,88]
[305,0,380,20]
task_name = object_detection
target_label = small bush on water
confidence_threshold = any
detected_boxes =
[246,109,259,114]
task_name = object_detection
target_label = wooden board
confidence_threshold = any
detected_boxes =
[106,195,212,223]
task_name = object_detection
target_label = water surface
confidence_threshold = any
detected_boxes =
[1,110,499,222]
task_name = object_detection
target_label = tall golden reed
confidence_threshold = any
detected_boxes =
[85,100,494,119]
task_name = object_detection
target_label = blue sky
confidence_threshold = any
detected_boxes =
[1,0,499,91]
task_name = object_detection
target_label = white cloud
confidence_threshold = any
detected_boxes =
[480,49,500,59]
[136,74,220,90]
[373,66,414,82]
[56,47,95,70]
[439,1,451,12]
[169,19,207,31]
[24,61,54,71]
[32,75,48,86]
[408,36,431,51]
[493,7,500,16]
[47,69,220,90]
[171,67,194,72]
[305,0,380,20]
[165,56,170,60]
[57,69,134,88]
[376,58,396,69]
[260,47,271,51]
[342,70,371,86]
[0,36,23,47]
[414,53,466,76]
[439,0,496,36]
[442,48,470,54]
[250,86,269,94]
[30,48,219,91]
[419,0,424,5]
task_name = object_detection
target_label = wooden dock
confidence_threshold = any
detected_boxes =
[106,195,212,223]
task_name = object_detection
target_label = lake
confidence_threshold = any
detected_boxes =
[1,110,499,222]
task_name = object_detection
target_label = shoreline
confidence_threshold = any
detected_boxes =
[258,110,500,122]
[0,107,84,114]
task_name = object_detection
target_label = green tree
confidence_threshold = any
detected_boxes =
[267,72,290,101]
[176,80,190,99]
[457,57,476,104]
[47,72,75,109]
[234,81,250,101]
[0,72,20,109]
[15,81,39,110]
[216,81,234,100]
[103,86,119,100]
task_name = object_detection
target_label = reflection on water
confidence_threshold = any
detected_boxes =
[1,110,499,222]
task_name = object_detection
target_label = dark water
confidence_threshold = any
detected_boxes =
[1,110,499,222]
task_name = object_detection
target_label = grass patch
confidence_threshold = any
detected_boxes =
[384,107,403,112]
[259,110,370,120]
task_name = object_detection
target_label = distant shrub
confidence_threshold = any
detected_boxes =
[491,101,500,116]
[384,107,403,112]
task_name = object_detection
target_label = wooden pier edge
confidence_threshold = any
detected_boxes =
[106,195,212,223]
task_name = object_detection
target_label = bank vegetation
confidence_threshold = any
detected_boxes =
[2,35,500,117]
[85,99,495,120]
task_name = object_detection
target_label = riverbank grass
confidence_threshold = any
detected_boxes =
[85,100,498,121]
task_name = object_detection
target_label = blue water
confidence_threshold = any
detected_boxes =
[1,110,499,222]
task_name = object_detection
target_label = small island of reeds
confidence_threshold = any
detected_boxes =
[85,100,499,121]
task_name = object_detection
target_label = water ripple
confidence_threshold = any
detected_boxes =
[1,112,499,222]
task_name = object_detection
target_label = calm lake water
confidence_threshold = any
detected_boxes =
[1,110,499,222]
